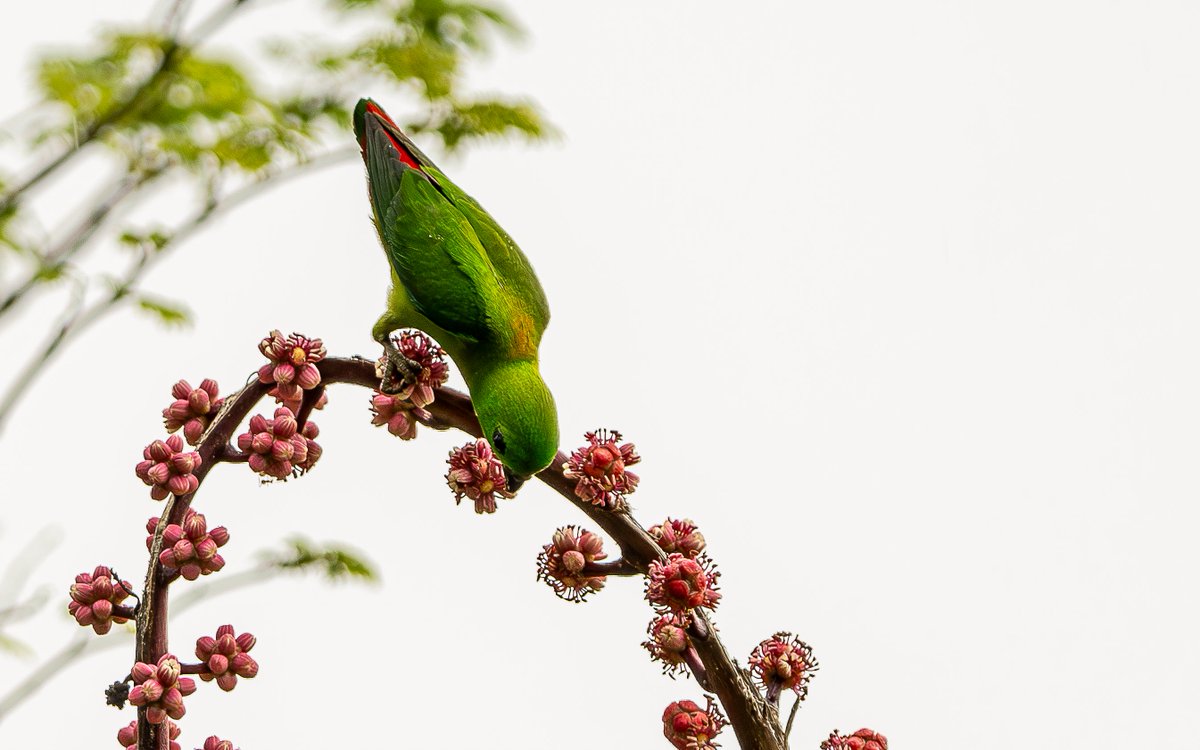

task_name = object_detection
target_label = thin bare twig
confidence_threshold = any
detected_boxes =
[0,167,161,322]
[0,148,356,436]
[784,694,801,748]
[0,0,251,216]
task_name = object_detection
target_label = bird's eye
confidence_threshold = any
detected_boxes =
[492,428,507,455]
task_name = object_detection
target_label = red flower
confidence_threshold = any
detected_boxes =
[446,438,513,513]
[662,697,726,750]
[646,554,721,613]
[236,407,319,479]
[369,391,427,440]
[146,509,229,581]
[128,654,197,724]
[536,525,607,602]
[195,624,259,692]
[162,379,223,445]
[202,738,238,750]
[135,435,201,500]
[386,330,450,407]
[562,429,640,510]
[68,566,133,635]
[643,613,691,676]
[748,632,818,703]
[257,330,326,405]
[649,518,706,559]
[821,729,888,750]
[117,719,180,750]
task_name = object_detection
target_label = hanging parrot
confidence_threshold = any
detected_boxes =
[353,98,559,488]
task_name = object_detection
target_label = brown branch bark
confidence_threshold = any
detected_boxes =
[133,357,785,750]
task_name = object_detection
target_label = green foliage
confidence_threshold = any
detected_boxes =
[134,295,192,327]
[269,537,378,582]
[432,97,550,149]
[0,0,550,431]
[0,631,32,657]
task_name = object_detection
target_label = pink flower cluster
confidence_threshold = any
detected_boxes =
[68,566,133,635]
[649,518,706,559]
[646,553,721,613]
[370,391,425,440]
[643,613,691,675]
[662,698,726,750]
[445,438,513,513]
[128,654,197,723]
[195,624,259,691]
[562,429,640,510]
[135,435,201,500]
[821,729,888,750]
[257,330,326,411]
[236,406,321,479]
[146,509,229,580]
[536,525,608,602]
[748,632,818,702]
[117,719,180,750]
[370,331,449,439]
[162,379,223,445]
[202,738,238,750]
[388,330,449,407]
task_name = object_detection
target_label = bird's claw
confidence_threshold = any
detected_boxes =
[378,337,422,395]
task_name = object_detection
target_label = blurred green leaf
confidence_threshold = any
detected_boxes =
[432,97,550,150]
[0,631,32,657]
[134,295,192,327]
[269,537,378,582]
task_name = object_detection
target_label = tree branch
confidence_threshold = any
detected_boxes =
[0,148,356,437]
[316,358,787,750]
[0,0,251,216]
[0,167,161,322]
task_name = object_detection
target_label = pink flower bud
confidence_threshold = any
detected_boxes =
[235,632,256,652]
[91,599,113,620]
[147,440,172,462]
[296,363,321,389]
[131,662,155,683]
[208,653,230,675]
[196,636,216,658]
[195,537,218,561]
[141,681,164,703]
[231,653,258,678]
[188,388,211,414]
[156,657,181,685]
[172,539,195,562]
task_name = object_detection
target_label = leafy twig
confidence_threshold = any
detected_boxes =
[0,148,356,435]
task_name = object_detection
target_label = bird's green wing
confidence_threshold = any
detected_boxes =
[428,169,550,339]
[380,169,503,344]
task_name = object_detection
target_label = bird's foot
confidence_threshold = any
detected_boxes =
[377,336,423,395]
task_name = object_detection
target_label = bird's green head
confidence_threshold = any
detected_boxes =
[474,360,559,486]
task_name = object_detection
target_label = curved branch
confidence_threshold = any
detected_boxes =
[316,358,785,749]
[131,357,784,750]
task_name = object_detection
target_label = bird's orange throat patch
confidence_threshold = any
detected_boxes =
[511,313,539,358]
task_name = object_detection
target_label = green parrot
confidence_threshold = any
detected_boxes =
[353,98,559,487]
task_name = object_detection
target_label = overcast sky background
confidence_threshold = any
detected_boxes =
[2,1,1199,748]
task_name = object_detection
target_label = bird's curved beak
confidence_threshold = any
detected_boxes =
[503,466,527,493]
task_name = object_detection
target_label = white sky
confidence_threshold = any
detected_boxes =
[2,1,1199,748]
